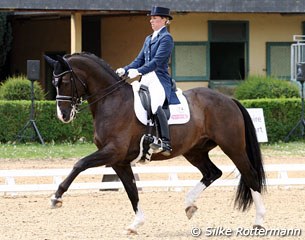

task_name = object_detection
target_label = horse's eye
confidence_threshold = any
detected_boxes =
[62,76,70,83]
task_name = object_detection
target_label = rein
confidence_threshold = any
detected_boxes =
[54,64,128,112]
[78,78,127,111]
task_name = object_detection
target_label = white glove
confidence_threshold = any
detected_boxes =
[128,69,141,79]
[115,68,125,77]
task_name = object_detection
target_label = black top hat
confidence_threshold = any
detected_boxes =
[148,6,173,20]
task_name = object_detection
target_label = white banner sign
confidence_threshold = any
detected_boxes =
[246,108,268,143]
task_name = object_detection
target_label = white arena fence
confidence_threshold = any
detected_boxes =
[0,164,305,195]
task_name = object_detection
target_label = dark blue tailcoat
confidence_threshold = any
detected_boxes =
[124,27,180,104]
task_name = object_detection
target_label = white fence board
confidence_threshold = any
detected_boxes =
[0,164,304,194]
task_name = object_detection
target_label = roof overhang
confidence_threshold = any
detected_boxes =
[1,0,305,14]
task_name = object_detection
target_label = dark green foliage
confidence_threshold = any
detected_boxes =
[0,101,93,143]
[241,98,302,142]
[0,99,302,143]
[0,101,29,142]
[0,75,45,100]
[0,12,12,78]
[234,75,300,100]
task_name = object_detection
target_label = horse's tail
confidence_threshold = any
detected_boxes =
[232,99,266,211]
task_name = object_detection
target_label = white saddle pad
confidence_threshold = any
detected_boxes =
[131,81,190,125]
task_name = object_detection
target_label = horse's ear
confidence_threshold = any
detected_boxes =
[56,55,64,62]
[56,55,70,70]
[44,55,57,68]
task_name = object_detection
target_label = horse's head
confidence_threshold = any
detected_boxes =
[44,55,87,123]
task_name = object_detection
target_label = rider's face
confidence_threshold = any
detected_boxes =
[150,16,167,31]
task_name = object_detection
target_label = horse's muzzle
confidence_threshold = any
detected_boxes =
[57,104,75,123]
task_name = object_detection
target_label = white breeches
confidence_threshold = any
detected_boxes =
[141,71,166,114]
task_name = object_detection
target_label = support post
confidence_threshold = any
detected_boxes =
[71,12,82,54]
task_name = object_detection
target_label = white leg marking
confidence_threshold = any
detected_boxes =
[126,204,145,234]
[185,181,207,208]
[131,136,145,164]
[50,194,63,208]
[251,189,266,226]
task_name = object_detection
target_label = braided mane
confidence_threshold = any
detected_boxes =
[65,52,121,81]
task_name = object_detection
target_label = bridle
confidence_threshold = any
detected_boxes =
[53,58,127,112]
[53,69,86,106]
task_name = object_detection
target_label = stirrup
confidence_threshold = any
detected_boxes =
[149,139,172,156]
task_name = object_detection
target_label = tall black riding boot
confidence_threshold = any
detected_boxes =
[149,106,172,156]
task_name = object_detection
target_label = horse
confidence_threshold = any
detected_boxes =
[44,52,266,235]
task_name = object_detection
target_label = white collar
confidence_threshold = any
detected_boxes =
[152,26,165,40]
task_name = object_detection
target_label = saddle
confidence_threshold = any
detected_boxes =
[138,84,170,121]
[138,84,152,120]
[134,81,190,162]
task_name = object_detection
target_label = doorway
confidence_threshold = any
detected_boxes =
[82,16,101,57]
[210,42,245,80]
[209,21,248,81]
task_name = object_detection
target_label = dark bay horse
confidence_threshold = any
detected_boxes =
[45,52,266,234]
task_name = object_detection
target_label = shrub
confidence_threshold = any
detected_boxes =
[0,99,302,143]
[241,98,302,142]
[234,75,300,100]
[0,75,45,100]
[0,100,93,143]
[0,13,12,78]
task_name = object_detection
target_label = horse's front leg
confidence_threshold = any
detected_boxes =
[112,163,144,235]
[50,150,114,208]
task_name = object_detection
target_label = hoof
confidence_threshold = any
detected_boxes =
[253,225,265,230]
[185,205,198,219]
[124,228,138,235]
[50,195,63,209]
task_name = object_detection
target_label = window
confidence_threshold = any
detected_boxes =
[172,42,208,81]
[266,42,291,80]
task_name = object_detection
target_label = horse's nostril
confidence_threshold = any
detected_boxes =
[61,109,69,121]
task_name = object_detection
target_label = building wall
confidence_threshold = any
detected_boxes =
[172,13,304,76]
[101,13,304,90]
[248,13,303,76]
[9,13,305,92]
[101,15,151,70]
[10,17,70,88]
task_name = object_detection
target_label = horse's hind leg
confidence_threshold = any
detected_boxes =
[183,150,222,219]
[222,149,266,227]
[251,189,266,228]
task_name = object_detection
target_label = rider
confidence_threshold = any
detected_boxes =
[116,6,179,156]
